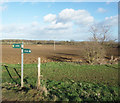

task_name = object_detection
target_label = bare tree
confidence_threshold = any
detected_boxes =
[89,24,116,44]
[83,24,111,65]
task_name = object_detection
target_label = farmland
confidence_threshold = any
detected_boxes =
[2,44,84,64]
[2,43,118,64]
[1,1,119,102]
[1,42,119,102]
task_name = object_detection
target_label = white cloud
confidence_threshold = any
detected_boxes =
[43,8,94,31]
[97,8,106,13]
[44,14,56,23]
[92,15,118,40]
[105,15,118,26]
[43,8,94,34]
[46,22,73,30]
[1,8,95,40]
[58,9,94,25]
[0,21,78,40]
[1,7,117,41]
[31,21,39,26]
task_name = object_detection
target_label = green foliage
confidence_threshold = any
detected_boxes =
[2,62,119,101]
[2,80,119,101]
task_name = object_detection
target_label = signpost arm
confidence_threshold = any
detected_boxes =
[21,42,24,87]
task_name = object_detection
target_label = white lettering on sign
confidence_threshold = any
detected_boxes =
[16,45,19,47]
[24,49,31,53]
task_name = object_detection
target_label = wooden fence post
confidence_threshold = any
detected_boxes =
[37,57,41,89]
[54,40,55,51]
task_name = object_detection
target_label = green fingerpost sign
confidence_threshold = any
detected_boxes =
[23,49,31,53]
[12,44,21,48]
[12,42,31,87]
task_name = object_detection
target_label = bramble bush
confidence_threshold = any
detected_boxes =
[83,41,106,65]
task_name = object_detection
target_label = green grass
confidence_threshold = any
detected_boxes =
[2,62,118,86]
[1,62,119,101]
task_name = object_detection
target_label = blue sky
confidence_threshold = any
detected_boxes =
[0,2,118,41]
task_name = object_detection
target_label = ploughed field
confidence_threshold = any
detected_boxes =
[2,44,118,64]
[1,44,119,101]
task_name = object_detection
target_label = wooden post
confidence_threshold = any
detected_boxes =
[54,40,55,51]
[37,57,41,89]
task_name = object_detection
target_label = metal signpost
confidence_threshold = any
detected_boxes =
[12,42,31,87]
[21,43,24,87]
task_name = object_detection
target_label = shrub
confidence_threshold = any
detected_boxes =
[83,41,106,65]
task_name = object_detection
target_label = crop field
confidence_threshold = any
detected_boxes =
[2,62,119,101]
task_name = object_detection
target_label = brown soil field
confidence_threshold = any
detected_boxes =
[2,44,118,64]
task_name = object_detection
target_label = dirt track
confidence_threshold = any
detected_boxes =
[2,45,84,64]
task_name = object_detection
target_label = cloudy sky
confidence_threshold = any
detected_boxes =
[0,1,118,41]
